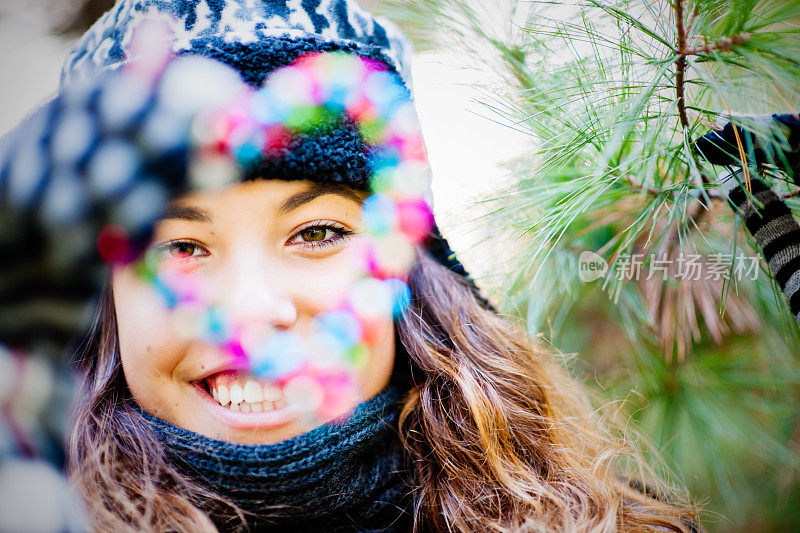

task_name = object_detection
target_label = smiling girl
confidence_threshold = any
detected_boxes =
[72,177,414,531]
[111,180,394,446]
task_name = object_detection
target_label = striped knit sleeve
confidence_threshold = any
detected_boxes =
[721,170,800,326]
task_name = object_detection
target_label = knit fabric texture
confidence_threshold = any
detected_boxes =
[60,0,414,194]
[141,381,415,532]
[693,115,800,328]
[694,114,800,182]
[176,36,404,192]
[723,172,800,325]
[61,0,414,90]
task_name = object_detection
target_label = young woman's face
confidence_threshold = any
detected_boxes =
[111,179,396,445]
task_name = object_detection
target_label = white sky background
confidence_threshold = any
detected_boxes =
[0,3,530,284]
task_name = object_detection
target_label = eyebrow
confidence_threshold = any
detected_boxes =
[161,204,213,223]
[278,183,364,213]
[159,183,364,222]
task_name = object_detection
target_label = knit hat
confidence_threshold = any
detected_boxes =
[0,0,485,351]
[61,0,415,90]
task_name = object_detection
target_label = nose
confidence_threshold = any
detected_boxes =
[215,244,298,333]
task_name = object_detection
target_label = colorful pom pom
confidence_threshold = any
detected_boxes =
[123,50,434,427]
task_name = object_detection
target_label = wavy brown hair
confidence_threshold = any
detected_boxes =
[69,247,701,531]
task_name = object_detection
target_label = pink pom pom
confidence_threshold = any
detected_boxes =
[156,267,206,305]
[97,225,130,263]
[291,51,326,70]
[358,317,385,345]
[126,17,174,80]
[263,124,292,156]
[361,57,390,75]
[223,337,248,366]
[400,134,428,161]
[316,372,359,421]
[362,235,415,280]
[396,199,434,243]
[346,96,377,123]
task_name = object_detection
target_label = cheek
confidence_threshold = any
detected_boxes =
[357,316,396,397]
[287,252,396,395]
[112,267,188,403]
[289,252,364,312]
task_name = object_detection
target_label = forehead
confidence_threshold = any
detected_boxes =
[163,179,366,219]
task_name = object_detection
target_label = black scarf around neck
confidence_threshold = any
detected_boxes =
[141,382,415,532]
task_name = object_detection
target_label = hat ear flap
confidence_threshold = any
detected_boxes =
[424,224,495,312]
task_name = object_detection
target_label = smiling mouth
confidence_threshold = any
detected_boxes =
[200,372,288,413]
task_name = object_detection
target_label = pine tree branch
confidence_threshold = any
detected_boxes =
[684,33,752,56]
[674,0,717,208]
[674,0,690,131]
[624,175,661,196]
[661,196,714,256]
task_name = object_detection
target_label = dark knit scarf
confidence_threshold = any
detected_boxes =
[141,382,415,532]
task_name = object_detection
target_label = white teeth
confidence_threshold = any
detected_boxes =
[208,378,286,412]
[262,383,282,402]
[217,385,230,406]
[243,380,263,403]
[229,383,244,405]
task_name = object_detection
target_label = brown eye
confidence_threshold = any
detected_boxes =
[287,222,355,251]
[299,227,328,242]
[171,242,198,257]
[156,240,209,261]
